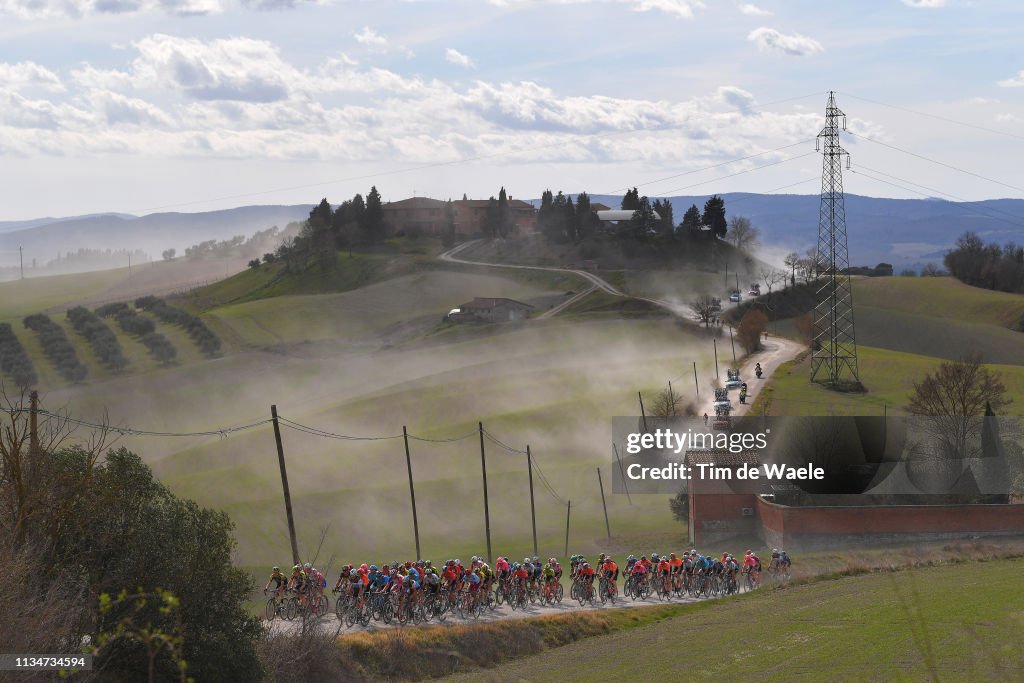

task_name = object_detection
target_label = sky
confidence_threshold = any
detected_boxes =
[1,0,1023,219]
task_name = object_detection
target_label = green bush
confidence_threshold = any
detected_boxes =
[23,313,87,383]
[67,306,128,371]
[0,323,37,388]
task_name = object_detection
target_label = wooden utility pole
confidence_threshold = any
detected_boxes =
[19,245,24,280]
[638,392,649,432]
[271,405,300,566]
[564,500,571,557]
[478,422,493,565]
[527,445,538,557]
[729,325,736,363]
[613,443,632,505]
[403,426,421,560]
[713,338,719,378]
[597,468,611,540]
[28,390,38,454]
[693,361,699,398]
[668,380,676,416]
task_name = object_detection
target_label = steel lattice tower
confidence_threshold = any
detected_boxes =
[810,91,860,387]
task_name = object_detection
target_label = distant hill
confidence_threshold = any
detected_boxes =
[0,205,312,267]
[0,212,136,234]
[574,193,1024,270]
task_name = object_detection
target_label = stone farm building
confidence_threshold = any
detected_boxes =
[450,297,533,323]
[382,197,537,237]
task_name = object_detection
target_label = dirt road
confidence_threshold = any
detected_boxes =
[699,336,802,420]
[265,579,761,634]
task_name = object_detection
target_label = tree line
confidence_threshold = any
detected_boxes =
[23,313,88,383]
[97,302,178,365]
[135,296,222,358]
[66,306,129,372]
[0,323,37,388]
[944,231,1024,295]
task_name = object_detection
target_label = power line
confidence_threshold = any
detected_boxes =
[12,408,272,438]
[847,130,1024,196]
[601,139,814,196]
[653,152,818,197]
[849,167,1024,230]
[840,91,1024,143]
[854,164,1024,226]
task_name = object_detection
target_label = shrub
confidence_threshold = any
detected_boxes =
[66,306,128,371]
[23,314,87,383]
[0,323,38,388]
[135,296,221,358]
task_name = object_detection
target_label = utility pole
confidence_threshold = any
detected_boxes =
[478,422,493,565]
[527,445,538,557]
[128,253,132,280]
[19,246,24,280]
[638,392,648,432]
[693,361,699,398]
[724,261,728,290]
[713,338,719,379]
[597,468,611,540]
[612,443,632,505]
[270,405,300,566]
[729,325,736,363]
[564,500,571,557]
[28,390,38,454]
[668,380,676,416]
[403,426,421,561]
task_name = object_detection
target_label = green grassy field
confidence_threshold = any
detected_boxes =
[446,557,1024,681]
[0,268,129,323]
[756,345,1024,416]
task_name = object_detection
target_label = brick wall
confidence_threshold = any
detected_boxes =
[756,496,1024,551]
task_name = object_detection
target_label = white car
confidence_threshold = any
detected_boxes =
[725,377,743,390]
[713,399,733,414]
[729,292,741,303]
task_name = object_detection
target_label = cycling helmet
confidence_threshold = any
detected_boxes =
[360,563,368,571]
[670,553,676,559]
[304,563,311,570]
[349,569,357,577]
[533,556,539,562]
[471,555,478,563]
[651,553,659,561]
[454,559,461,566]
[272,566,280,572]
[640,555,646,561]
[772,548,779,554]
[292,564,301,570]
[370,565,378,571]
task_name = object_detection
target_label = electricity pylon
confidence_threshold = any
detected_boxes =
[810,91,860,387]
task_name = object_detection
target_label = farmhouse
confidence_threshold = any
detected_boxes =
[449,297,533,323]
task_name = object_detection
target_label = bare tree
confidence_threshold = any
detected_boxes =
[726,216,759,252]
[760,267,786,295]
[650,385,685,418]
[908,355,1010,461]
[784,251,800,287]
[689,294,717,328]
[802,247,819,283]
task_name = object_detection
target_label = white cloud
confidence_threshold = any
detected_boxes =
[445,48,474,68]
[901,0,946,8]
[747,27,824,56]
[488,0,703,19]
[354,26,388,52]
[0,0,323,18]
[995,113,1018,122]
[0,32,832,173]
[997,70,1024,88]
[738,3,771,16]
[0,61,65,91]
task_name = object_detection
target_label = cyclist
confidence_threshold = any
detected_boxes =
[579,561,595,598]
[669,553,684,590]
[629,554,647,592]
[541,561,556,601]
[288,564,307,606]
[779,549,792,571]
[656,555,671,592]
[496,556,510,582]
[265,566,287,604]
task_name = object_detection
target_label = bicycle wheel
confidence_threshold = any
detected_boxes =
[285,598,298,620]
[265,598,276,621]
[381,598,394,625]
[556,583,563,604]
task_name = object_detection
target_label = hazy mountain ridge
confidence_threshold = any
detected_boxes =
[0,205,313,267]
